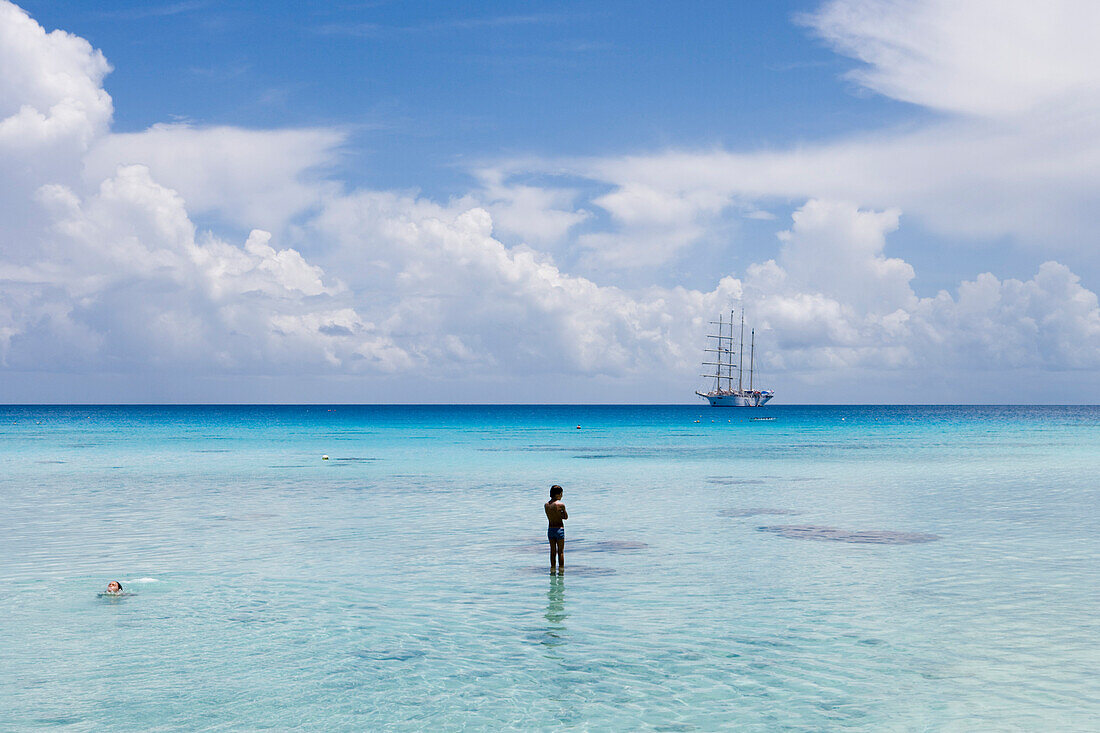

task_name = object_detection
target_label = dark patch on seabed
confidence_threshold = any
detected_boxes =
[586,540,648,551]
[353,648,426,662]
[210,512,279,522]
[520,565,617,577]
[719,508,803,518]
[509,539,649,553]
[707,477,766,485]
[758,525,940,544]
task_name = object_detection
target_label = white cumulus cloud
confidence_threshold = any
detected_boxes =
[85,124,345,232]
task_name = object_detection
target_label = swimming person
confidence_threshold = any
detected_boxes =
[105,581,123,595]
[545,484,568,570]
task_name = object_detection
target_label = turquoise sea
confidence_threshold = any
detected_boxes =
[2,405,1098,731]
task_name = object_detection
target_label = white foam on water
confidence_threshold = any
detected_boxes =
[127,577,160,583]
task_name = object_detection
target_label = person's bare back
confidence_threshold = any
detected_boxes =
[545,484,568,569]
[545,499,567,527]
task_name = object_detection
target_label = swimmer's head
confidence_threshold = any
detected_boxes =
[550,485,563,500]
[106,581,122,593]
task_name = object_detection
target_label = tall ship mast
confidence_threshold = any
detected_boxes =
[694,308,775,407]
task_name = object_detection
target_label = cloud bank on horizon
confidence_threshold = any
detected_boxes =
[0,0,1098,402]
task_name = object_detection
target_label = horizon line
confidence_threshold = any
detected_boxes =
[1,403,1098,408]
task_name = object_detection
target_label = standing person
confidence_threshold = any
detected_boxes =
[545,484,568,570]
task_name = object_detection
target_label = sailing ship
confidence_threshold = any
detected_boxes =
[695,309,774,407]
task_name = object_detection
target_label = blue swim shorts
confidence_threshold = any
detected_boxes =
[547,526,565,541]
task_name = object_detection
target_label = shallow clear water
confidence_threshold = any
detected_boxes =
[2,405,1098,730]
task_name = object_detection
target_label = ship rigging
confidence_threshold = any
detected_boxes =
[695,309,774,407]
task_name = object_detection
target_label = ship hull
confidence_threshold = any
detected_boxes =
[696,391,774,407]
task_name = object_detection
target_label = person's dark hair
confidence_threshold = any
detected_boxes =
[111,581,123,591]
[550,485,563,499]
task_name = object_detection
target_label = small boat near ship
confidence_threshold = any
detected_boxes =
[695,309,774,407]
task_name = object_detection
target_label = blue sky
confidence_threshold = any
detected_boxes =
[17,0,1035,292]
[20,1,935,199]
[2,1,1100,402]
